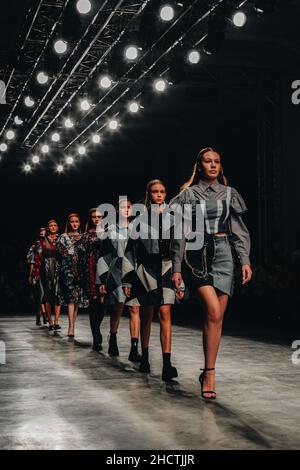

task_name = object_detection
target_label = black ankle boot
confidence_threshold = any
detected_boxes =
[36,315,41,326]
[42,315,47,325]
[108,333,119,357]
[162,364,178,382]
[128,346,142,363]
[139,360,151,373]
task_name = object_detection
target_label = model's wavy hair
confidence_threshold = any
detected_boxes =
[85,208,103,232]
[180,147,228,191]
[46,219,59,235]
[65,213,82,234]
[144,179,167,209]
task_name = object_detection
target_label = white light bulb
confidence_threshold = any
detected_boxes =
[14,116,23,125]
[41,144,49,154]
[54,39,68,55]
[108,119,118,130]
[66,156,74,165]
[64,118,74,129]
[160,5,174,22]
[37,71,49,84]
[129,102,139,113]
[92,134,101,144]
[24,96,35,107]
[233,11,247,27]
[125,46,138,61]
[32,155,40,164]
[6,130,15,140]
[80,99,91,111]
[154,79,166,92]
[188,50,201,64]
[78,145,86,155]
[56,164,64,173]
[24,164,32,173]
[51,132,60,142]
[99,76,112,89]
[0,143,8,152]
[76,0,91,15]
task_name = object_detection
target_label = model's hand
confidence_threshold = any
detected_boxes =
[242,264,252,284]
[99,284,107,295]
[176,289,185,300]
[123,286,131,298]
[172,272,183,290]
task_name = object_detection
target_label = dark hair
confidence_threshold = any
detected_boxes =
[85,208,102,232]
[144,179,167,209]
[181,147,228,190]
[46,220,59,236]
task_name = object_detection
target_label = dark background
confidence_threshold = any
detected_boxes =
[0,0,300,340]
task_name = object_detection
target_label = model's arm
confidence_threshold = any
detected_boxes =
[95,233,112,293]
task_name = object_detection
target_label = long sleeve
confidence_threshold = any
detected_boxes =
[26,244,35,265]
[122,231,138,288]
[95,234,113,286]
[169,189,190,273]
[56,234,75,258]
[229,188,251,266]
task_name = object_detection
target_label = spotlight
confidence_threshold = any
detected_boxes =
[0,143,8,152]
[66,156,74,165]
[6,130,15,140]
[24,96,35,107]
[32,155,40,164]
[232,11,247,27]
[76,0,92,15]
[64,118,74,129]
[108,119,118,130]
[80,99,91,111]
[54,39,68,55]
[78,145,86,155]
[254,0,276,16]
[37,71,49,84]
[51,132,60,142]
[160,5,175,22]
[14,116,23,126]
[125,46,139,61]
[92,133,101,144]
[128,101,140,113]
[188,50,201,64]
[99,76,112,89]
[56,164,64,173]
[154,79,166,92]
[41,144,49,154]
[24,164,32,173]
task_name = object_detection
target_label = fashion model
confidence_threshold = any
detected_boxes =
[170,147,252,399]
[27,227,47,326]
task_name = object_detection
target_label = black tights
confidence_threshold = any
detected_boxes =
[89,298,105,346]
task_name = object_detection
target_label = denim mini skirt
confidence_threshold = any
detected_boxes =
[184,234,235,297]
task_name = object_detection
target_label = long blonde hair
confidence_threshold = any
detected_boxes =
[181,147,228,191]
[144,179,167,209]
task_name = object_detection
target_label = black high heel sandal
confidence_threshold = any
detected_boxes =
[199,368,216,400]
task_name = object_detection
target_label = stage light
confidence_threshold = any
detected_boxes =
[66,156,74,165]
[108,119,118,130]
[80,99,91,111]
[232,11,247,27]
[24,164,32,173]
[0,143,8,152]
[188,50,201,64]
[125,46,138,61]
[41,144,49,154]
[64,118,74,129]
[51,132,60,142]
[99,76,112,89]
[37,71,49,84]
[128,101,139,113]
[92,133,101,144]
[32,155,40,164]
[6,130,15,140]
[78,145,86,155]
[24,96,35,107]
[14,116,23,126]
[76,0,92,15]
[56,164,64,173]
[154,79,166,92]
[54,39,68,55]
[160,5,175,22]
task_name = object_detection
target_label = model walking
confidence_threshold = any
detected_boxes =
[123,180,184,381]
[170,147,252,399]
[77,208,105,351]
[27,227,47,326]
[96,199,141,361]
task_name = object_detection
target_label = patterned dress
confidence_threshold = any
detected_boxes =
[95,224,129,305]
[56,233,89,308]
[122,207,178,307]
[77,230,103,302]
[35,236,60,304]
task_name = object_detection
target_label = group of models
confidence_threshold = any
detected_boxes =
[27,148,252,399]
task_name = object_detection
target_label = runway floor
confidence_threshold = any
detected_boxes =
[0,314,299,450]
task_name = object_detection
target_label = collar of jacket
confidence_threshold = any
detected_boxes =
[197,178,220,192]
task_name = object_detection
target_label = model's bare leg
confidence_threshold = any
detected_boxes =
[140,306,154,349]
[129,306,140,339]
[110,303,124,334]
[197,286,229,398]
[45,302,53,326]
[54,304,61,325]
[158,305,172,353]
[67,303,76,336]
